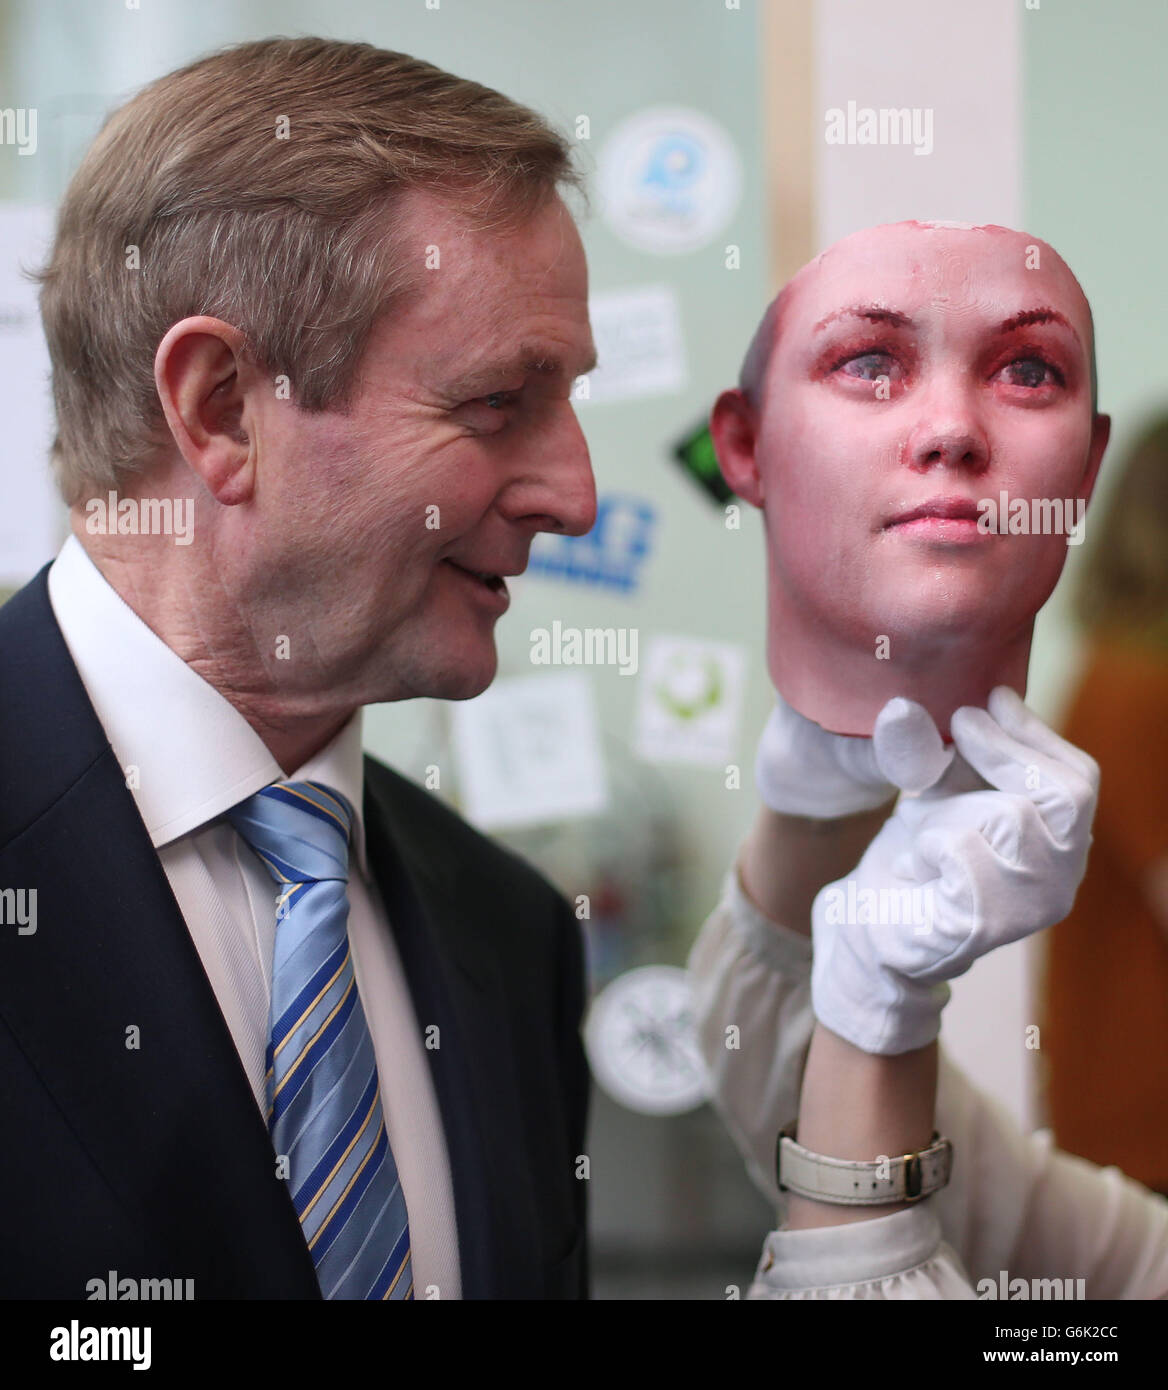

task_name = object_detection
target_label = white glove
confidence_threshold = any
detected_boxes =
[810,687,1100,1055]
[754,691,954,819]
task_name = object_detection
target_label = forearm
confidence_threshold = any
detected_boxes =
[737,800,894,938]
[785,1023,938,1229]
[733,727,936,1231]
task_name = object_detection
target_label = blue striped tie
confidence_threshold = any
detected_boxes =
[227,780,414,1300]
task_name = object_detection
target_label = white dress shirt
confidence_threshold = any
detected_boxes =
[47,534,461,1299]
[688,868,1168,1299]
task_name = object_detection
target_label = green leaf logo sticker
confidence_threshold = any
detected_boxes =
[653,653,723,721]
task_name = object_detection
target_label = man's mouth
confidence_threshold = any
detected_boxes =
[443,559,509,594]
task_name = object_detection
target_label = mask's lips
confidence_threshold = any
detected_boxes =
[885,497,982,528]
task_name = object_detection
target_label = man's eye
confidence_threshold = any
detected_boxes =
[478,390,520,410]
[998,356,1064,389]
[835,350,895,381]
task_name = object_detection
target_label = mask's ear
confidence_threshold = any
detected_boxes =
[710,388,765,507]
[1079,412,1111,505]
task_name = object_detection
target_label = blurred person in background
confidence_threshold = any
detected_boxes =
[1042,414,1168,1195]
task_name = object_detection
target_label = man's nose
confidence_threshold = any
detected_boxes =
[507,404,598,537]
[903,383,990,475]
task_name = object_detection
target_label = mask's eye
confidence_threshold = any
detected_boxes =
[997,356,1064,390]
[839,350,895,383]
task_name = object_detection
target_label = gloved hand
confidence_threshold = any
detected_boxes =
[810,686,1100,1055]
[754,690,954,819]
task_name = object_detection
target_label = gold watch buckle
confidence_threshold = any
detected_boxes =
[903,1150,924,1202]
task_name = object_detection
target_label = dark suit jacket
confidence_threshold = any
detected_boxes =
[0,566,590,1299]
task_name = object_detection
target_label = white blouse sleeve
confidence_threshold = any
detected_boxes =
[687,865,1168,1300]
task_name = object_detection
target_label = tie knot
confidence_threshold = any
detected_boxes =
[227,780,354,886]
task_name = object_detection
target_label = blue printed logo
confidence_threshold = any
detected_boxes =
[528,494,656,594]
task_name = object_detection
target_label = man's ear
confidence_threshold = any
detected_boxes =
[1078,412,1111,506]
[153,316,258,506]
[710,388,764,507]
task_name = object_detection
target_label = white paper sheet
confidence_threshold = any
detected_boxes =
[451,670,609,831]
[583,284,687,404]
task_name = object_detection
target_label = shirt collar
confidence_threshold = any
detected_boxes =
[46,534,369,877]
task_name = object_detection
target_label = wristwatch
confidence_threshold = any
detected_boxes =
[776,1122,953,1206]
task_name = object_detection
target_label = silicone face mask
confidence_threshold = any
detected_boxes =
[716,221,1109,737]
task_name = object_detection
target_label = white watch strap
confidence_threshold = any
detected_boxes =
[777,1126,953,1206]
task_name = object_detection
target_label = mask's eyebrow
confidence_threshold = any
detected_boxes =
[995,307,1081,344]
[443,343,599,397]
[813,304,915,333]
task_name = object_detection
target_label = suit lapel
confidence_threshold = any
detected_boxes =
[0,570,319,1297]
[363,769,543,1299]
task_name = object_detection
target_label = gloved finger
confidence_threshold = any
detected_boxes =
[962,692,1098,810]
[902,825,981,967]
[907,820,1053,967]
[896,789,1030,865]
[987,686,1100,792]
[948,706,1093,845]
[830,729,887,790]
[754,695,893,817]
[912,749,988,802]
[871,697,954,793]
[910,815,1016,882]
[858,807,917,876]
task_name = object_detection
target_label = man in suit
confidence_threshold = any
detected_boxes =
[0,36,597,1299]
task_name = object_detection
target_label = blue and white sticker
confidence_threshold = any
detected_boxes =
[598,106,742,255]
[528,493,656,594]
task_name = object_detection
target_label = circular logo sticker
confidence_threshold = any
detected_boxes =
[584,965,710,1116]
[598,106,742,255]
